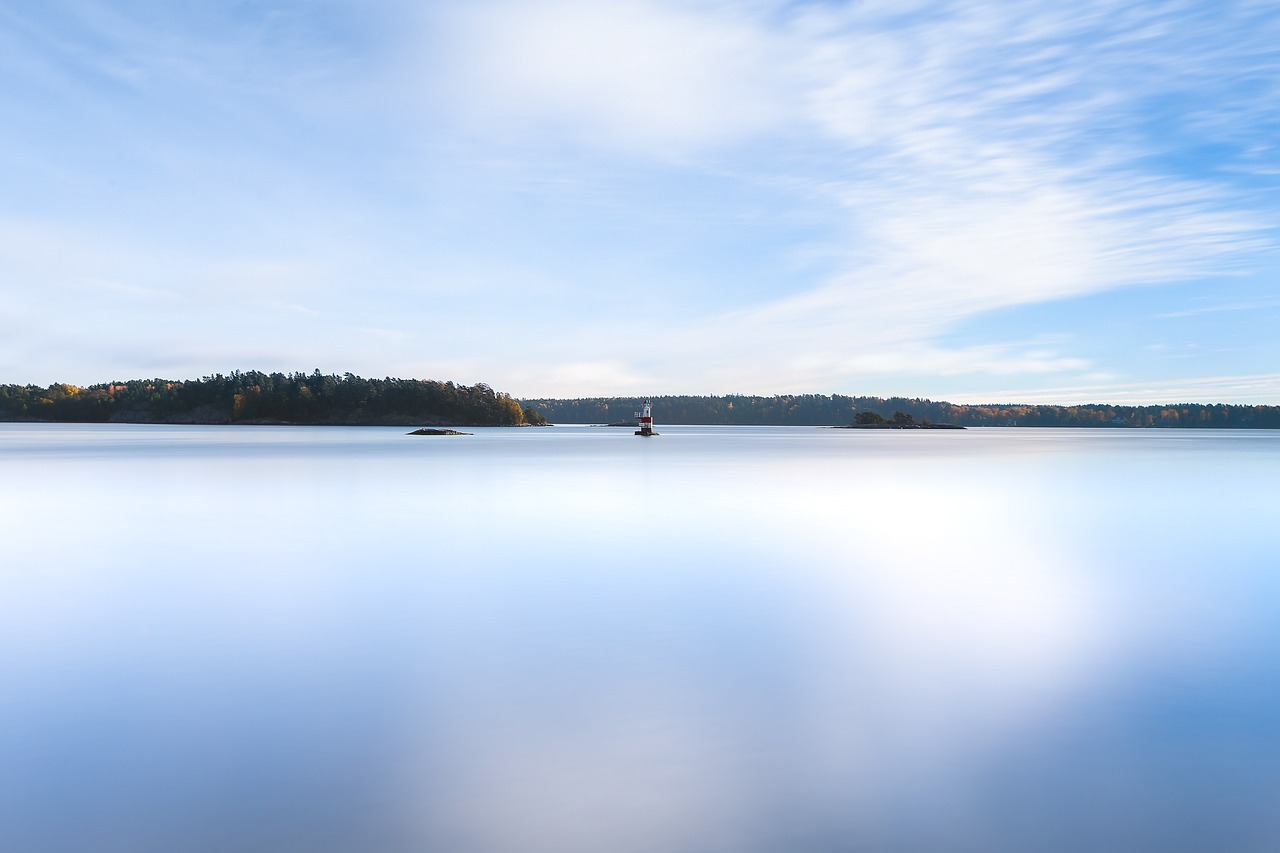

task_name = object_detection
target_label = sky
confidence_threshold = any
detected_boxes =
[2,0,1278,404]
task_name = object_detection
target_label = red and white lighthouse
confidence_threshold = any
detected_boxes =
[634,399,658,436]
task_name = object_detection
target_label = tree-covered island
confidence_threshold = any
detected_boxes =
[836,411,965,429]
[0,371,548,427]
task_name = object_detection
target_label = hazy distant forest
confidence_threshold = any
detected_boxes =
[522,395,1280,428]
[0,371,545,426]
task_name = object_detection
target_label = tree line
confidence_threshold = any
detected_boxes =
[7,379,1276,428]
[0,371,547,426]
[518,394,1280,428]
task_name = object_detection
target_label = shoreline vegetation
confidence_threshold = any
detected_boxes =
[4,374,1280,428]
[831,411,965,429]
[523,395,1280,429]
[0,371,548,427]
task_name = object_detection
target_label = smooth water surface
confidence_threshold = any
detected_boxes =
[2,424,1279,852]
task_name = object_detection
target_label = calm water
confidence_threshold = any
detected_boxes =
[2,423,1279,852]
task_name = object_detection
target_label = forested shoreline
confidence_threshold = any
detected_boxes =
[5,377,1279,428]
[0,371,546,426]
[520,394,1280,428]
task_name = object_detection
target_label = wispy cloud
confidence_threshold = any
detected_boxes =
[414,0,1278,396]
[1157,298,1280,318]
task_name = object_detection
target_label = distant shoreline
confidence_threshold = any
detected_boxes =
[5,374,1280,428]
[832,423,965,430]
[522,394,1280,429]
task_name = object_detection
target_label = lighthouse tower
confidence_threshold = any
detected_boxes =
[634,399,658,437]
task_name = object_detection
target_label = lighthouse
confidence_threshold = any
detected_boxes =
[634,399,658,436]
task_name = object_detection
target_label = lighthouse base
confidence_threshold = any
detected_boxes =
[634,428,659,436]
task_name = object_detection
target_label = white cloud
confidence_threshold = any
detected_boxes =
[426,0,791,154]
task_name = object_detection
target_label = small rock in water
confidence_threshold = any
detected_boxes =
[407,427,470,435]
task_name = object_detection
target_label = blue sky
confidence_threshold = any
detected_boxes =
[2,0,1278,403]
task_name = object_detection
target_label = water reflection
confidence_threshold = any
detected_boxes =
[2,425,1279,851]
